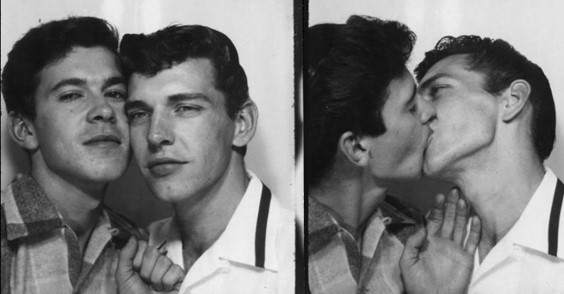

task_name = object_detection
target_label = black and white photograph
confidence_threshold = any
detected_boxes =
[307,0,563,293]
[1,0,297,293]
[2,0,564,293]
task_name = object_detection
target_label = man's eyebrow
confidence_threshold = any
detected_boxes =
[50,78,86,92]
[124,100,150,112]
[102,76,126,91]
[167,93,211,104]
[418,73,449,92]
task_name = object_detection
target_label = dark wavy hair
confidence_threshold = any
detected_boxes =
[306,15,416,186]
[119,25,249,119]
[415,36,556,160]
[1,16,121,119]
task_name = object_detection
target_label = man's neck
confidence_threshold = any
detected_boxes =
[310,167,387,240]
[453,151,544,253]
[31,164,106,254]
[173,156,249,266]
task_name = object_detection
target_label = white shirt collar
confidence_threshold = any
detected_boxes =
[151,170,280,272]
[503,167,557,252]
[473,167,559,277]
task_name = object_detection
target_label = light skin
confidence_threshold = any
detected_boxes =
[418,53,544,260]
[118,57,257,292]
[8,46,130,253]
[117,237,185,292]
[401,188,481,294]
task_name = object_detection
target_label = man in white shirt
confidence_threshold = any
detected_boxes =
[416,35,564,292]
[115,25,294,293]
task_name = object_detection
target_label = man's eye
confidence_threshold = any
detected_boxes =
[409,103,418,113]
[106,89,127,101]
[176,105,200,113]
[59,92,83,102]
[127,110,150,122]
[430,85,447,99]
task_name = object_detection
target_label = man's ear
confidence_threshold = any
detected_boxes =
[338,131,370,167]
[8,111,38,151]
[232,100,258,147]
[501,79,531,122]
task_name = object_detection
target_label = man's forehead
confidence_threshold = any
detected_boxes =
[38,47,123,88]
[128,60,225,106]
[423,54,470,77]
[419,54,484,86]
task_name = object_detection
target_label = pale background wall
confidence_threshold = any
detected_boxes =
[1,0,295,227]
[309,0,564,212]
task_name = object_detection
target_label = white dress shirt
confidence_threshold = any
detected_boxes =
[469,168,564,293]
[148,171,295,294]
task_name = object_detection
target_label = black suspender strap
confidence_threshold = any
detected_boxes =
[548,179,563,257]
[255,184,272,268]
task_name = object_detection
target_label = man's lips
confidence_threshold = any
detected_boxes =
[83,134,122,145]
[147,157,188,169]
[146,157,188,177]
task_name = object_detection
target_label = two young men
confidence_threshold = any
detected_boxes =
[307,15,563,294]
[306,16,480,294]
[2,17,293,293]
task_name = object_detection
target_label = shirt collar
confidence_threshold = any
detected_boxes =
[212,171,280,271]
[2,173,143,246]
[2,174,64,241]
[502,167,558,253]
[308,194,417,254]
[162,171,280,272]
[307,196,340,254]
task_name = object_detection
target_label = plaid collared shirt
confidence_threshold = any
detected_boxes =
[308,195,420,294]
[1,174,145,294]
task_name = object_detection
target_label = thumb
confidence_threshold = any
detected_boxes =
[116,236,138,282]
[400,226,427,269]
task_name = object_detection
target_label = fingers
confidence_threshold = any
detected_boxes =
[162,264,186,291]
[134,242,182,292]
[439,188,459,239]
[464,216,481,255]
[138,245,162,284]
[400,226,427,269]
[453,197,469,246]
[132,240,148,271]
[426,193,445,236]
[149,255,173,291]
[116,237,138,280]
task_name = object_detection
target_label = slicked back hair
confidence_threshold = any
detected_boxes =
[119,25,249,119]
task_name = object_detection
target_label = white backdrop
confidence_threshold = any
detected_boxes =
[1,0,295,226]
[310,0,564,211]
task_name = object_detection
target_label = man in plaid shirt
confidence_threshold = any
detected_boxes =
[306,16,481,294]
[1,17,145,294]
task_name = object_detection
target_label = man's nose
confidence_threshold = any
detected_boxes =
[147,115,174,148]
[86,94,116,123]
[417,96,436,124]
